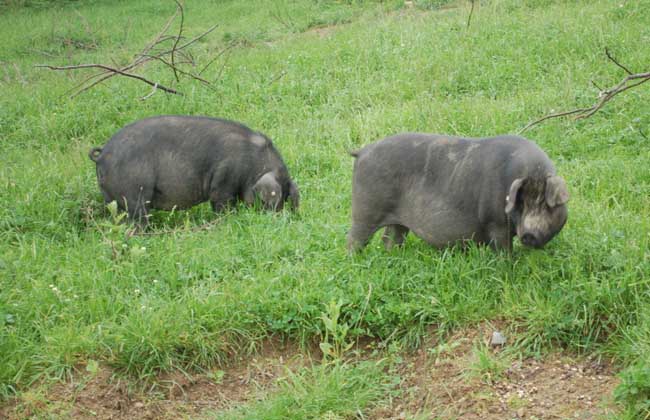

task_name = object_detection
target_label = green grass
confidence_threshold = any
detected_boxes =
[1,0,649,416]
[211,359,395,420]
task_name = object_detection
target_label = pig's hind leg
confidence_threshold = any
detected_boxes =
[347,222,381,252]
[122,185,153,228]
[382,224,410,250]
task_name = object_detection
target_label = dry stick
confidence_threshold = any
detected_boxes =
[518,71,650,133]
[140,83,158,101]
[36,64,182,95]
[141,53,215,88]
[198,42,236,76]
[467,0,476,29]
[605,47,633,75]
[39,4,217,98]
[157,23,219,55]
[63,52,157,97]
[138,6,180,58]
[170,0,185,82]
[214,46,233,83]
[63,29,197,98]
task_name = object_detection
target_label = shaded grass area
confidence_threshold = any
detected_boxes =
[1,0,649,416]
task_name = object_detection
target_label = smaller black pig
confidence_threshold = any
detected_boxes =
[347,134,569,252]
[89,116,299,225]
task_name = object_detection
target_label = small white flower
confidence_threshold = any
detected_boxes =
[134,289,141,294]
[153,279,159,284]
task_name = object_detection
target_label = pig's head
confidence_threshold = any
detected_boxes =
[248,171,300,212]
[505,175,569,248]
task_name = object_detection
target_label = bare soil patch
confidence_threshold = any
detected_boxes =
[1,327,620,419]
[0,338,308,420]
[372,324,620,419]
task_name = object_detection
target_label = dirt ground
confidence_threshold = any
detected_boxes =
[0,327,620,419]
[371,325,620,420]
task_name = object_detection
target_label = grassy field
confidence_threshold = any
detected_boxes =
[1,0,649,418]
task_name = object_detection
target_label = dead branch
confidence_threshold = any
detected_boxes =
[36,1,221,99]
[467,0,476,29]
[170,0,185,82]
[519,49,650,134]
[605,47,633,75]
[36,64,182,95]
[140,54,215,88]
[198,42,236,76]
[140,83,158,101]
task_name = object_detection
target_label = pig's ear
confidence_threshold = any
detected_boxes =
[250,172,282,210]
[505,178,524,214]
[545,175,569,208]
[288,180,300,212]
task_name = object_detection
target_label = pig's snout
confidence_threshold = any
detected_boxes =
[520,231,551,248]
[521,232,539,248]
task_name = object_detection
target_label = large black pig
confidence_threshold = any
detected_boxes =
[89,116,299,225]
[347,134,569,252]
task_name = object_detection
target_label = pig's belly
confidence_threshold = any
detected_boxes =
[398,206,484,248]
[151,177,206,210]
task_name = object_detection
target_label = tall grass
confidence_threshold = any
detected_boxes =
[1,0,649,415]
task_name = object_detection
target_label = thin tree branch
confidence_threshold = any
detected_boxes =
[170,0,185,82]
[605,47,633,75]
[198,42,236,76]
[36,1,220,99]
[518,49,650,134]
[140,54,214,88]
[518,108,590,134]
[140,83,158,101]
[467,0,476,29]
[36,64,182,95]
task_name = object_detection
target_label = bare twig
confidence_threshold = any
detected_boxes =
[199,42,236,76]
[214,45,234,83]
[140,83,158,100]
[467,0,476,29]
[605,47,633,75]
[141,53,214,88]
[519,49,650,134]
[37,1,220,99]
[139,6,179,57]
[170,0,185,82]
[591,80,603,91]
[163,23,219,53]
[36,64,182,95]
[518,108,588,134]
